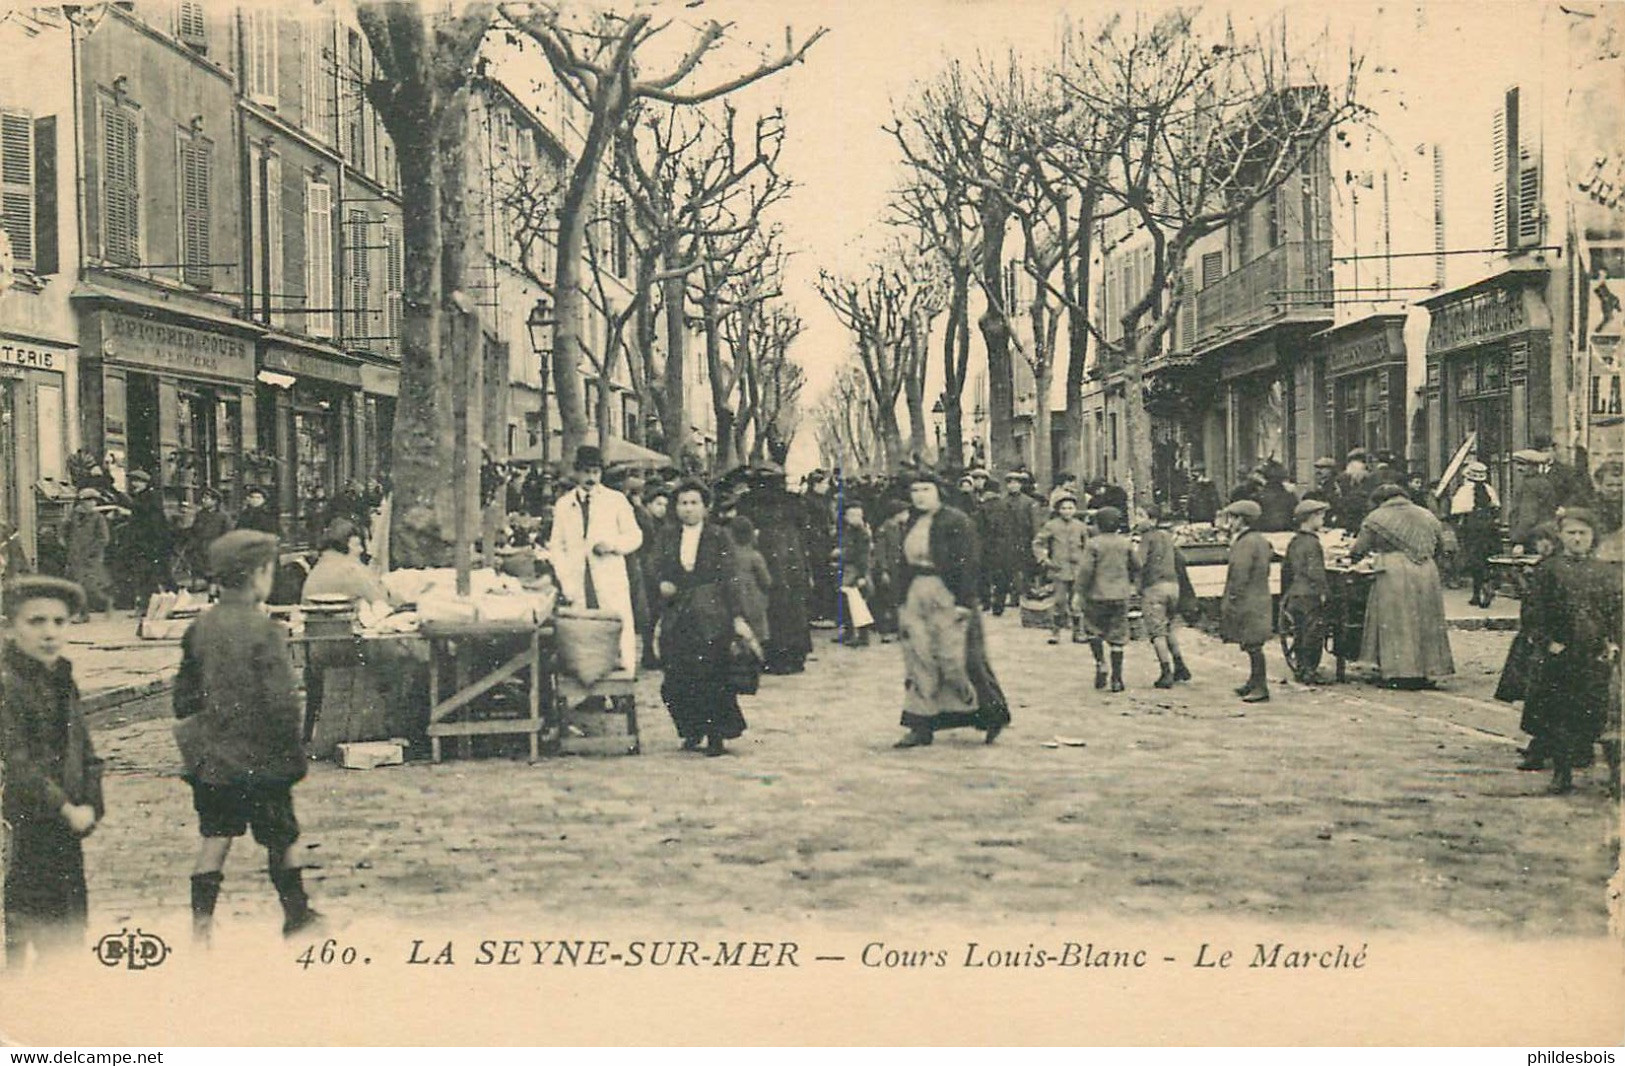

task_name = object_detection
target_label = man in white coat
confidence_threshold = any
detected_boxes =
[548,445,644,673]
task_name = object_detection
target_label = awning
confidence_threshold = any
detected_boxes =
[601,436,670,467]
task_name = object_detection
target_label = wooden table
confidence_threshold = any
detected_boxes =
[421,621,556,764]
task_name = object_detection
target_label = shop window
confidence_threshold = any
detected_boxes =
[177,133,213,289]
[36,381,63,482]
[100,96,141,266]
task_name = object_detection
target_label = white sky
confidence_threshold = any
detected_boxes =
[583,0,1577,473]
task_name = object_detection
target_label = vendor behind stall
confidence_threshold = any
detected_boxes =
[301,519,387,608]
[547,446,644,674]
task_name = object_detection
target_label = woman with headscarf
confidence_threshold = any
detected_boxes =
[1449,461,1502,607]
[892,472,1010,749]
[1350,482,1456,688]
[654,481,753,756]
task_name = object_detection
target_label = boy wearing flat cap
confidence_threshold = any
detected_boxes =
[1280,499,1332,684]
[174,530,320,941]
[1221,499,1274,702]
[1,576,104,962]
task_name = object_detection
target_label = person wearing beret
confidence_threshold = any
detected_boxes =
[1350,482,1455,689]
[1516,508,1622,795]
[1280,499,1332,684]
[546,445,645,675]
[174,530,320,941]
[61,488,112,621]
[1,576,104,960]
[1220,499,1274,702]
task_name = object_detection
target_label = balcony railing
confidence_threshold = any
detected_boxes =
[1184,240,1332,353]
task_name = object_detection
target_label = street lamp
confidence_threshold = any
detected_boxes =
[526,297,554,464]
[931,396,945,458]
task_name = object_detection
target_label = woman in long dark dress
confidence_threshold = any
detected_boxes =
[736,468,813,674]
[655,481,752,757]
[893,473,1010,748]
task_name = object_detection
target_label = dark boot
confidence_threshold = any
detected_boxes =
[1172,656,1191,682]
[1549,762,1574,795]
[1517,737,1547,771]
[190,871,223,945]
[894,728,934,749]
[705,734,727,757]
[1090,639,1106,689]
[1109,649,1125,692]
[270,858,321,937]
[1154,661,1174,689]
[681,736,703,752]
[1241,647,1269,701]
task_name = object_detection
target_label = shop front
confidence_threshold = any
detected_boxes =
[1316,314,1409,471]
[258,340,363,546]
[359,360,399,488]
[1421,268,1552,504]
[1221,337,1292,485]
[0,333,75,571]
[77,308,257,512]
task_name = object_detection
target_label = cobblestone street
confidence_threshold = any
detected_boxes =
[75,607,1619,939]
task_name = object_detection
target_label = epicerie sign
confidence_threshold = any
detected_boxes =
[1426,287,1528,355]
[102,312,254,380]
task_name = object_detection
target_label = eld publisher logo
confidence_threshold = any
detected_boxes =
[92,928,170,971]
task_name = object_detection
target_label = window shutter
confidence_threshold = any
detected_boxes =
[1515,95,1541,247]
[347,208,370,341]
[250,13,278,107]
[1180,267,1196,351]
[1431,144,1446,289]
[181,138,211,289]
[177,1,206,51]
[1490,103,1508,250]
[265,154,282,318]
[1201,250,1223,288]
[306,180,332,337]
[32,116,57,274]
[1,111,34,269]
[101,104,139,266]
[385,220,403,357]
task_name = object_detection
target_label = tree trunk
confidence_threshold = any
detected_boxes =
[1064,194,1096,480]
[382,82,459,568]
[630,257,659,447]
[976,208,1015,471]
[903,327,928,466]
[1030,299,1053,491]
[704,300,735,472]
[941,269,969,470]
[1123,338,1156,512]
[660,257,688,464]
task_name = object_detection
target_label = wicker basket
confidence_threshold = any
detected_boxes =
[554,608,623,687]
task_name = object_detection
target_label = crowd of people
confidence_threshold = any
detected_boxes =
[3,439,1621,965]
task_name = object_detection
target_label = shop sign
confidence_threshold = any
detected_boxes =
[0,340,65,373]
[261,345,362,387]
[1220,340,1278,381]
[1425,286,1529,355]
[1326,329,1399,378]
[99,312,255,381]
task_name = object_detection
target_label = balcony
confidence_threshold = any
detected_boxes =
[1184,240,1333,355]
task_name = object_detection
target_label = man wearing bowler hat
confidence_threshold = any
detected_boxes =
[547,445,644,674]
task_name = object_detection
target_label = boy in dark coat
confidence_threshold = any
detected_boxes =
[1,577,103,962]
[1222,499,1275,702]
[1137,506,1192,687]
[174,530,320,941]
[834,502,874,647]
[1280,498,1331,684]
[1076,505,1139,692]
[726,517,773,657]
[1518,509,1623,794]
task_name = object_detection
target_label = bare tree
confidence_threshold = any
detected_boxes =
[693,229,784,472]
[814,362,883,475]
[887,58,1030,471]
[613,103,788,459]
[748,305,807,462]
[496,5,825,461]
[1053,10,1365,507]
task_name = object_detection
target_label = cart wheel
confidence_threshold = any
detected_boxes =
[1279,603,1303,678]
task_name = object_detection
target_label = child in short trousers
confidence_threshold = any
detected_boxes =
[174,530,320,941]
[1076,505,1139,692]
